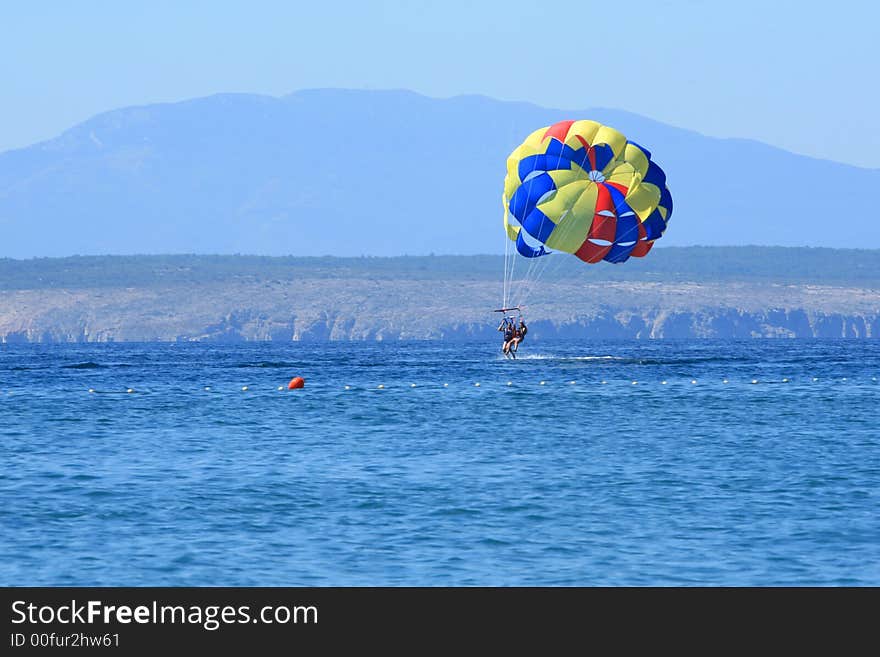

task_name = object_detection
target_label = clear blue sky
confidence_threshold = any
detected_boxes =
[2,0,877,167]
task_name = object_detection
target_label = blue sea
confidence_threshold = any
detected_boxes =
[1,340,878,586]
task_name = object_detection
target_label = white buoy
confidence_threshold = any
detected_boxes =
[601,380,607,385]
[722,379,728,384]
[540,381,546,385]
[507,381,513,386]
[127,388,135,393]
[204,386,211,391]
[410,383,417,388]
[751,380,758,385]
[782,378,789,383]
[88,388,95,393]
[344,385,351,390]
[812,377,818,382]
[569,380,576,385]
[691,380,697,384]
[443,383,449,387]
[474,382,481,387]
[377,384,385,389]
[842,377,847,382]
[661,381,667,385]
[241,386,248,391]
[278,386,284,391]
[632,381,638,385]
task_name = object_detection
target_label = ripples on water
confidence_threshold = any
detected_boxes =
[0,340,878,585]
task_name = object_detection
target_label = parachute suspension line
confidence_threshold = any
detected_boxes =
[502,227,509,309]
[506,233,518,309]
[514,239,539,309]
[502,205,520,310]
[506,142,545,310]
[514,252,542,309]
[503,225,518,310]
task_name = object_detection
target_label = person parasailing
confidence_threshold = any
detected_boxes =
[508,318,527,354]
[496,310,526,358]
[498,315,516,357]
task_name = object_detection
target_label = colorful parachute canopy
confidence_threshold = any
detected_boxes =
[503,120,672,263]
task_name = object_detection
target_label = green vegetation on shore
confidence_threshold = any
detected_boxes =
[1,247,879,290]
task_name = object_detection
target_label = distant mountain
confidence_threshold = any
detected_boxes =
[1,89,878,258]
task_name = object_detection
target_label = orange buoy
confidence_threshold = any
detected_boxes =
[287,376,305,390]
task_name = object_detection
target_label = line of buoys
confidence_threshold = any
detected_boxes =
[346,377,840,390]
[79,374,880,396]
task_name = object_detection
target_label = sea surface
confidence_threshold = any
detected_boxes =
[1,340,878,586]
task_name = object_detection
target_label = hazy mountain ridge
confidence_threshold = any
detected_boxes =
[1,89,878,258]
